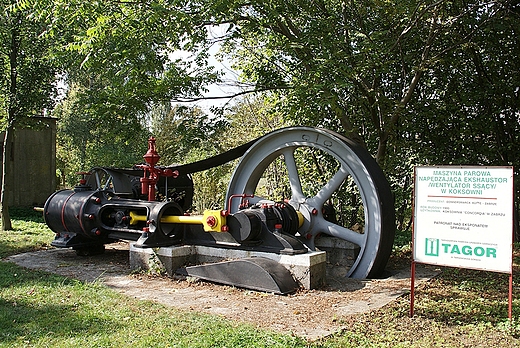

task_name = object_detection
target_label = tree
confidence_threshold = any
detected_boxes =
[197,1,514,159]
[189,0,518,229]
[24,1,519,231]
[53,82,151,187]
[0,1,59,230]
[33,0,224,187]
[151,103,228,164]
[40,0,219,102]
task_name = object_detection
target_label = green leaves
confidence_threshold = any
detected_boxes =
[5,0,517,229]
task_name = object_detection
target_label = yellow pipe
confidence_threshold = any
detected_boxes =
[161,215,204,224]
[129,211,203,225]
[129,210,226,232]
[129,211,147,224]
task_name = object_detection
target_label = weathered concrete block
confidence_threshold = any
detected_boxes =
[315,236,360,279]
[129,244,194,275]
[129,243,327,290]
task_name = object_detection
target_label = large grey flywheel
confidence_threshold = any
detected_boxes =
[225,127,395,278]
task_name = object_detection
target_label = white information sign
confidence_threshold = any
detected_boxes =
[413,166,513,273]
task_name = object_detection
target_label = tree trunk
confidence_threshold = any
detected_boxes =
[1,14,20,231]
[1,129,13,231]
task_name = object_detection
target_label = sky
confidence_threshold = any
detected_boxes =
[176,25,242,114]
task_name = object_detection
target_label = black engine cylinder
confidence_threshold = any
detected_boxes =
[44,189,105,239]
[43,188,184,249]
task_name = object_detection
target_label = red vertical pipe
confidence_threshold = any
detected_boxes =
[509,272,513,321]
[410,261,416,317]
[410,166,417,317]
[142,137,160,201]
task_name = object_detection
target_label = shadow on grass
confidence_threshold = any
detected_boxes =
[0,261,308,348]
[0,239,52,260]
[0,262,117,345]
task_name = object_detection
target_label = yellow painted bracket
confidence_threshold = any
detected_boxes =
[201,210,227,232]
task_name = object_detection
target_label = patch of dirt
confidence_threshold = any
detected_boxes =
[5,242,438,340]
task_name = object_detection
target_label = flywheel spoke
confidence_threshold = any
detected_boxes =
[282,148,305,202]
[308,165,349,208]
[314,217,365,246]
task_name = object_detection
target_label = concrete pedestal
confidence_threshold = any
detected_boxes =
[129,236,359,290]
[130,243,327,290]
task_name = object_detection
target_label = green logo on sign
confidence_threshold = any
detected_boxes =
[425,238,439,256]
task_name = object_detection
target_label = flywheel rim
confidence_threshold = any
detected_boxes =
[225,127,395,278]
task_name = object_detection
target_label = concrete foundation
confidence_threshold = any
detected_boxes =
[130,243,327,289]
[315,236,360,279]
[130,235,359,290]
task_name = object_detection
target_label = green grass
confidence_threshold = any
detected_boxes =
[0,208,53,258]
[1,209,519,347]
[0,262,304,347]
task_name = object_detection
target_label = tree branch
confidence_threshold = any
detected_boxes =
[170,85,291,103]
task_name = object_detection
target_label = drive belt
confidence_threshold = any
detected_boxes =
[166,138,259,176]
[100,136,261,177]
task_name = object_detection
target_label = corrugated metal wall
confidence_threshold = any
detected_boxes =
[1,117,56,207]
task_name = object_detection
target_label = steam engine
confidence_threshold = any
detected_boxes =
[43,138,307,257]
